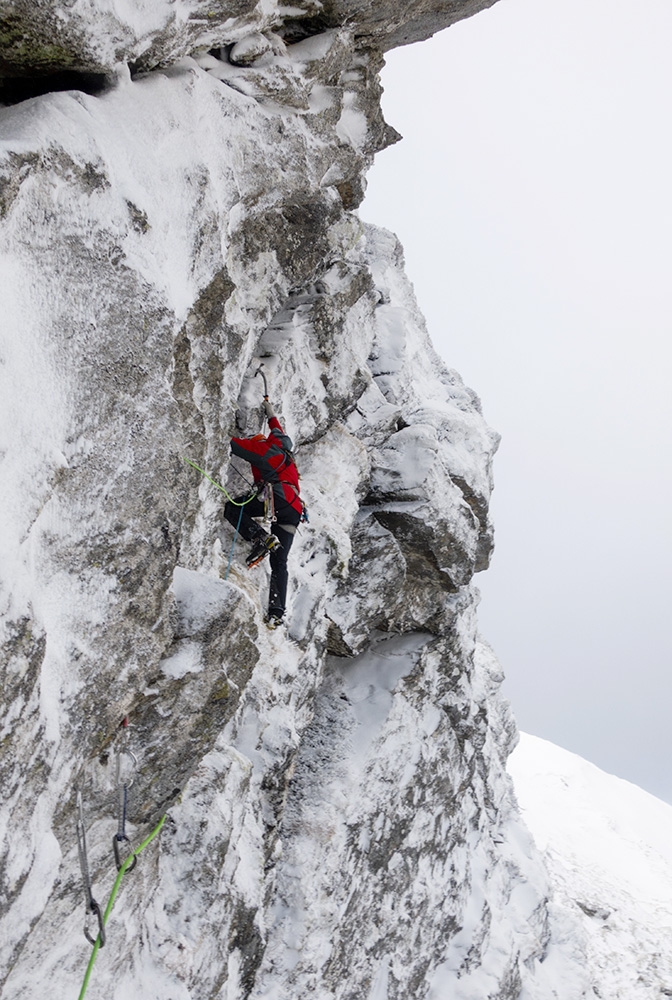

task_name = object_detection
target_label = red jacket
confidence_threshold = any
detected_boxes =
[230,416,302,516]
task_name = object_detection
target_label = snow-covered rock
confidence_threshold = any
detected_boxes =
[0,0,500,80]
[0,3,622,999]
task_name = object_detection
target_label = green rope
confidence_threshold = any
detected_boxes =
[183,458,258,506]
[77,814,167,1000]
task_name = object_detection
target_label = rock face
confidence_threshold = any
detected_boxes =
[0,0,499,80]
[0,4,583,1000]
[0,0,495,85]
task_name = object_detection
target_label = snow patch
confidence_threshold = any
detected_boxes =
[510,733,672,1000]
[336,93,368,151]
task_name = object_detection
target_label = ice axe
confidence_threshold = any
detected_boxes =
[254,363,269,400]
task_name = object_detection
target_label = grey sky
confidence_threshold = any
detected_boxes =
[362,0,672,802]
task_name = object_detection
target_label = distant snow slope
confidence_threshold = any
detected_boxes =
[509,733,672,1000]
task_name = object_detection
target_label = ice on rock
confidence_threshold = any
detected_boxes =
[336,94,369,152]
[370,423,440,498]
[171,566,254,639]
[0,1,648,998]
[287,31,342,65]
[229,34,273,67]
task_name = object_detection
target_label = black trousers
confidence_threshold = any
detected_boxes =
[224,494,301,617]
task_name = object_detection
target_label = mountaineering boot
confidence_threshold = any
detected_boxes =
[246,534,282,569]
[246,537,267,568]
[265,612,284,630]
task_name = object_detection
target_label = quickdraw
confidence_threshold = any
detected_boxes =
[75,718,167,1000]
[77,813,166,1000]
[263,482,277,524]
[76,788,106,949]
[113,719,138,872]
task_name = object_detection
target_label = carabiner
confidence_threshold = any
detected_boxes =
[113,833,137,873]
[115,747,137,790]
[263,482,277,523]
[75,791,89,882]
[84,898,106,948]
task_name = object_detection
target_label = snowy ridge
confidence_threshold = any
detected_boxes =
[510,734,672,1000]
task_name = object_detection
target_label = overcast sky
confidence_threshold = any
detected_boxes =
[362,0,672,802]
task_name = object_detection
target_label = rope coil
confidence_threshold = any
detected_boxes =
[183,458,259,506]
[184,457,261,579]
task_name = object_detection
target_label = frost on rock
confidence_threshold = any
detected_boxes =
[0,4,592,1000]
[0,0,499,81]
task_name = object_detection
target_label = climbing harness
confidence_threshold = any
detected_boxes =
[184,458,263,578]
[76,788,106,948]
[274,478,307,523]
[77,813,166,1000]
[113,719,138,872]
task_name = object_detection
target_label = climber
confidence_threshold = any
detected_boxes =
[224,399,303,628]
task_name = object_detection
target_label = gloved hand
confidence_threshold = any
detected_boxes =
[262,399,275,419]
